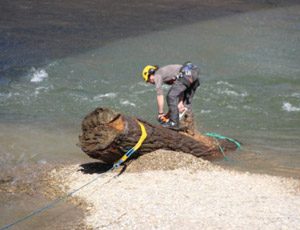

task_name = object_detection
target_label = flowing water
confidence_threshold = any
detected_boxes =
[0,1,300,229]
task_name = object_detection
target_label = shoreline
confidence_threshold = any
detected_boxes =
[48,150,300,229]
[0,162,87,230]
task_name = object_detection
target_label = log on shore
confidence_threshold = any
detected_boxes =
[78,107,239,164]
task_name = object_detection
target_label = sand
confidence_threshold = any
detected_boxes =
[49,150,300,229]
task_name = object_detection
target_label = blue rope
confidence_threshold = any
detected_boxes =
[1,121,148,230]
[113,148,136,169]
[0,124,147,230]
[0,167,115,230]
[0,121,147,230]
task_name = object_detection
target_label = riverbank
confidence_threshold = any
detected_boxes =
[0,162,88,230]
[49,150,300,229]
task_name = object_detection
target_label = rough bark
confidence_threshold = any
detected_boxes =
[78,107,239,164]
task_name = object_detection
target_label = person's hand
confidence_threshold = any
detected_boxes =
[157,113,165,122]
[157,113,164,120]
[157,113,169,124]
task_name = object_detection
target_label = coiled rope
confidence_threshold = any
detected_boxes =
[0,121,147,230]
[205,132,241,160]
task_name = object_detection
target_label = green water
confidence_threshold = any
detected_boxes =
[1,5,300,178]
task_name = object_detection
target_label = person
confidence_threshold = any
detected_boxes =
[142,62,200,130]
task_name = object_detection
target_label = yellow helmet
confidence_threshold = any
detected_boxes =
[142,65,158,82]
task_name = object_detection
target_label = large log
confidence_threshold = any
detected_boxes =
[78,107,239,164]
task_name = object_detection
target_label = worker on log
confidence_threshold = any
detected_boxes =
[142,62,200,130]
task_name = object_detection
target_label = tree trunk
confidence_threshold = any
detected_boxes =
[78,107,239,164]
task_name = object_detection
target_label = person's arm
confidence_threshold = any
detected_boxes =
[157,94,164,114]
[155,74,165,116]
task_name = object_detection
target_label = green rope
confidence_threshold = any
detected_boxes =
[217,143,228,161]
[205,132,241,149]
[205,132,241,161]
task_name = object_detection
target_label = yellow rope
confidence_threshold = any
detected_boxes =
[133,121,148,150]
[114,121,147,167]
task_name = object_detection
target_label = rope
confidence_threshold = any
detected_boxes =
[0,169,113,230]
[0,121,147,230]
[205,132,241,149]
[113,121,147,168]
[205,132,241,161]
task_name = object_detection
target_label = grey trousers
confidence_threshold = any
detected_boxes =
[167,73,200,124]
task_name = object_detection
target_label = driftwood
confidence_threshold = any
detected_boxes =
[78,107,239,164]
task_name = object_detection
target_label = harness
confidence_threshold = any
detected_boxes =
[175,62,199,87]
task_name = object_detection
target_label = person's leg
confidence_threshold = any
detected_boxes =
[178,99,186,113]
[180,78,200,133]
[184,78,200,109]
[167,81,187,125]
